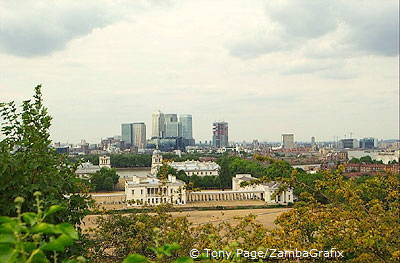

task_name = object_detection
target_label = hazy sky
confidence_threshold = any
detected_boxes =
[0,0,399,143]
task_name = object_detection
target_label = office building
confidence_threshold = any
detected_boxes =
[121,123,147,149]
[165,114,181,137]
[212,122,229,148]
[360,138,378,149]
[121,123,133,146]
[179,114,193,140]
[152,111,165,138]
[132,123,146,149]
[338,139,359,149]
[282,134,295,149]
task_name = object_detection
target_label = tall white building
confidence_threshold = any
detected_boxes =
[282,134,295,149]
[152,111,165,138]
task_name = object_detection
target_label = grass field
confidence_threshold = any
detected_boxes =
[82,200,290,231]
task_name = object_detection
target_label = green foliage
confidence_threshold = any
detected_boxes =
[176,173,220,189]
[216,155,292,189]
[122,244,193,263]
[162,153,200,162]
[0,85,92,226]
[349,156,384,164]
[110,154,152,168]
[90,168,119,191]
[156,164,177,180]
[264,160,292,179]
[274,171,400,262]
[291,170,328,203]
[0,193,82,263]
[84,206,195,262]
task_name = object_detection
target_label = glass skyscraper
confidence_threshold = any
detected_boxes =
[165,114,181,137]
[121,123,133,146]
[121,123,146,149]
[179,114,193,140]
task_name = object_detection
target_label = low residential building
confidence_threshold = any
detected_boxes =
[125,174,186,206]
[344,163,399,174]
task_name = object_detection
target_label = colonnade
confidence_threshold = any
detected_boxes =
[187,190,264,202]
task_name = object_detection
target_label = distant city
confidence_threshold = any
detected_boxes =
[52,110,400,165]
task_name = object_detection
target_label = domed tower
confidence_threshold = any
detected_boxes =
[99,155,111,168]
[151,150,163,175]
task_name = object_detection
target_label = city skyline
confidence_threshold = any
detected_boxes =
[1,0,398,143]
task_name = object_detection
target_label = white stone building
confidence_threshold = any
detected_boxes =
[232,174,293,204]
[169,160,220,176]
[75,155,111,178]
[125,174,186,206]
[75,162,100,179]
[150,149,220,177]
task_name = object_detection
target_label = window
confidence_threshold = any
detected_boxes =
[132,190,134,195]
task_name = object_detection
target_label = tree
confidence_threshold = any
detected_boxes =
[0,85,92,226]
[85,206,195,263]
[349,157,361,164]
[90,168,119,191]
[0,192,84,263]
[156,164,177,180]
[216,155,234,188]
[264,160,292,179]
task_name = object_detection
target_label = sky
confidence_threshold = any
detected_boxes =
[0,0,399,143]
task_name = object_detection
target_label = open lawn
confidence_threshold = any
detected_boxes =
[82,203,290,231]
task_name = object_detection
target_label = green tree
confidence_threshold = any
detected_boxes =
[85,206,194,263]
[216,155,234,188]
[90,168,119,191]
[349,157,361,164]
[0,85,92,226]
[264,160,292,179]
[0,192,84,263]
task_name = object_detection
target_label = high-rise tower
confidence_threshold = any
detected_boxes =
[152,111,165,138]
[282,134,295,149]
[179,114,193,140]
[212,121,228,148]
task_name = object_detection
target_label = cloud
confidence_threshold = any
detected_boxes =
[228,0,399,59]
[267,0,337,39]
[0,0,168,57]
[342,1,399,56]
